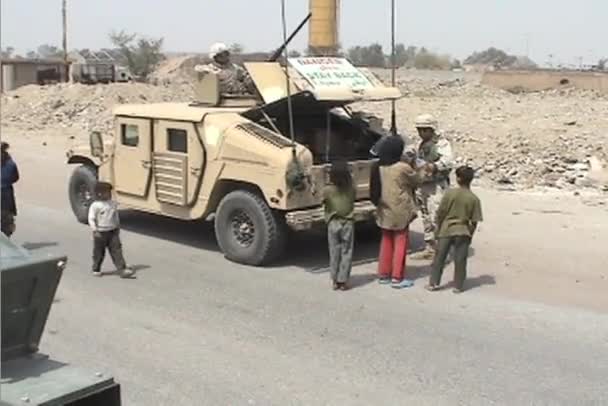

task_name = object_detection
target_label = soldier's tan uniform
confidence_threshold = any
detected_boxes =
[194,61,255,95]
[412,115,454,258]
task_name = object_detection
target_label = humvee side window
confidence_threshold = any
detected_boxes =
[121,124,139,147]
[167,129,188,153]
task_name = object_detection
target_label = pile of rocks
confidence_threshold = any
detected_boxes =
[1,64,606,192]
[1,82,195,134]
[149,55,206,86]
[360,69,608,191]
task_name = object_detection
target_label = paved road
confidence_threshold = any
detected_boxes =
[5,136,608,405]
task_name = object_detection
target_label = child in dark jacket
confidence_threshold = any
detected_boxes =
[323,161,356,291]
[1,142,19,237]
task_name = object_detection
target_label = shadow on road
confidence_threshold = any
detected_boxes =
[22,241,59,251]
[464,274,496,291]
[119,210,423,275]
[120,210,219,251]
[1,356,67,384]
[433,274,496,292]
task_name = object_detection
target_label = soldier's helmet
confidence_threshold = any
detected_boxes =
[414,114,438,131]
[209,43,229,59]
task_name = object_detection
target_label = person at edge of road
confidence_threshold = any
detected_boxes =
[426,166,483,294]
[323,161,356,291]
[194,42,255,95]
[88,182,134,278]
[1,142,20,238]
[370,136,426,289]
[410,114,455,260]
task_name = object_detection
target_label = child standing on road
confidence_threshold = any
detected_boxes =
[88,182,134,278]
[370,136,421,289]
[426,166,482,293]
[323,161,356,291]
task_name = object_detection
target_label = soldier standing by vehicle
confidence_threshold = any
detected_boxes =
[194,42,255,95]
[1,142,19,237]
[410,114,455,260]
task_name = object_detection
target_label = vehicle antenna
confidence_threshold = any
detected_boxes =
[280,0,297,153]
[389,0,397,137]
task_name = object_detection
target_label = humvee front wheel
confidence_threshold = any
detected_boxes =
[68,165,98,224]
[214,191,287,266]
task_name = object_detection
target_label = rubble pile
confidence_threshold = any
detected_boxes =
[149,55,206,85]
[1,82,195,133]
[360,69,608,191]
[1,63,606,192]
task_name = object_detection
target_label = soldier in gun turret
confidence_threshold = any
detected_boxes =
[194,42,255,95]
[410,114,455,260]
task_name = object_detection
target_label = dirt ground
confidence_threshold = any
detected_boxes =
[3,131,608,314]
[2,131,608,405]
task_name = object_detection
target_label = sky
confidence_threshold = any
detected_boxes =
[1,0,606,67]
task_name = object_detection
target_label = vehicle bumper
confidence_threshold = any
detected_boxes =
[285,200,376,231]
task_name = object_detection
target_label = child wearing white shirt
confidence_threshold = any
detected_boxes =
[88,182,134,278]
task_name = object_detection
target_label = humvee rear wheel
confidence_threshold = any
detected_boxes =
[215,191,286,266]
[68,165,98,224]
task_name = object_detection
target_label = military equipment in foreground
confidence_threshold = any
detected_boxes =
[0,234,122,405]
[66,56,400,266]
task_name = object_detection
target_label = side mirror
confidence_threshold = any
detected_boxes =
[90,131,104,158]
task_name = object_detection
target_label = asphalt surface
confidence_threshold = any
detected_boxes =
[4,136,608,405]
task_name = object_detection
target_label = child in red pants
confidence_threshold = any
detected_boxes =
[370,136,421,289]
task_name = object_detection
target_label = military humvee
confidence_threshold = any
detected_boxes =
[66,57,401,265]
[0,234,122,405]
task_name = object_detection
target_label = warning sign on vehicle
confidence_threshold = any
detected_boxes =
[288,57,374,90]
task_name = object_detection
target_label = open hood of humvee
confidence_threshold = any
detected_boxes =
[244,57,402,105]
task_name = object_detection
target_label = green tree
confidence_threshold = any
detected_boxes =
[37,44,63,58]
[109,31,165,80]
[413,48,451,70]
[464,47,526,68]
[0,46,15,58]
[229,43,244,54]
[391,44,418,67]
[348,43,385,67]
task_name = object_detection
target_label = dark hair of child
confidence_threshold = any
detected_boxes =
[95,182,113,198]
[329,161,353,191]
[455,166,475,187]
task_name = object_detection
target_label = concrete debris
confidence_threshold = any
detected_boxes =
[1,64,607,194]
[360,69,608,192]
[1,82,195,134]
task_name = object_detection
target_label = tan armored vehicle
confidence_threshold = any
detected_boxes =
[66,57,401,265]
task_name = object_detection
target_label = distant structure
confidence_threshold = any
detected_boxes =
[0,58,69,92]
[69,49,132,84]
[482,70,608,94]
[308,0,340,56]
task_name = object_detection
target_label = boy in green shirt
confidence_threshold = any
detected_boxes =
[323,161,356,291]
[426,166,482,293]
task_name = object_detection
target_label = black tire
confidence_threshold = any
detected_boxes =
[214,190,287,266]
[68,165,98,224]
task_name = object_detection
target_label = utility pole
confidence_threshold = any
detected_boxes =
[62,0,69,82]
[389,0,397,136]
